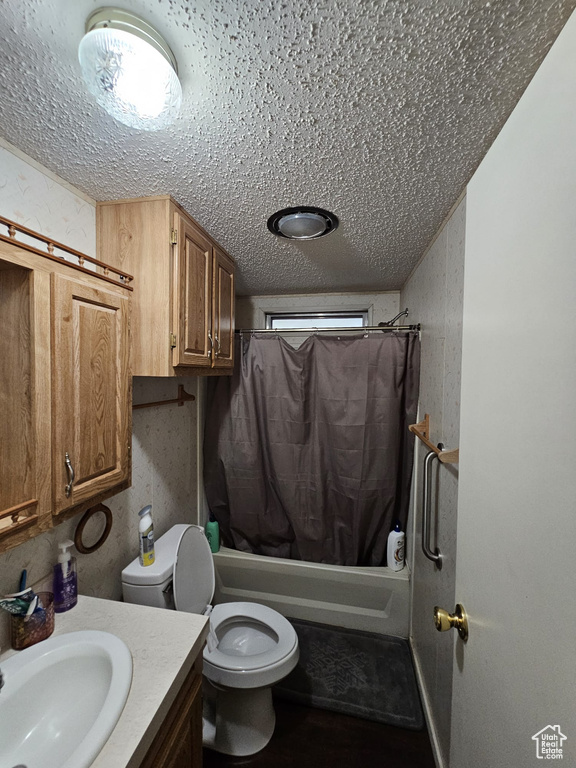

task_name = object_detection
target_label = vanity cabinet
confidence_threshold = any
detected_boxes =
[140,663,203,768]
[97,196,235,377]
[0,226,132,553]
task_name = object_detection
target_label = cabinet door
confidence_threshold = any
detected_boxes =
[140,669,203,768]
[212,246,235,369]
[172,213,213,367]
[51,275,131,514]
[0,260,52,551]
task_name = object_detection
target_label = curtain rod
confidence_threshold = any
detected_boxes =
[235,324,421,334]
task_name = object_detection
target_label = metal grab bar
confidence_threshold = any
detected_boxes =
[422,449,442,569]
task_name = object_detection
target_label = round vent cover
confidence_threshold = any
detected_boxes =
[267,207,339,240]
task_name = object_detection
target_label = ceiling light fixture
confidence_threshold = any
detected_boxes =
[78,7,182,131]
[267,207,339,240]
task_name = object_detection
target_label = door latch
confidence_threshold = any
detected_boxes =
[434,603,469,641]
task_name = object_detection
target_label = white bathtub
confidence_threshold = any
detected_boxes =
[212,546,410,637]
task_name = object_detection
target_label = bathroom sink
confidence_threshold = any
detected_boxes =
[0,630,132,768]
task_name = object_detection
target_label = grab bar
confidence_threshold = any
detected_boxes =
[422,449,442,569]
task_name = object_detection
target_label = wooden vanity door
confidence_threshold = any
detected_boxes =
[51,274,131,514]
[140,666,203,768]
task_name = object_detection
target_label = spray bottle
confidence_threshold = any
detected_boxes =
[138,505,155,566]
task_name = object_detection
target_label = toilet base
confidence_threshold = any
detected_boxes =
[202,678,276,756]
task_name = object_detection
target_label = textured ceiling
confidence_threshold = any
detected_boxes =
[0,1,574,295]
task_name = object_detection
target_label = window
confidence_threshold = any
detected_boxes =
[265,311,368,330]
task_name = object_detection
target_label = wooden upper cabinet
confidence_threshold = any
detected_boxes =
[172,213,213,367]
[97,196,236,376]
[0,226,132,554]
[0,260,52,546]
[212,245,235,369]
[51,274,131,515]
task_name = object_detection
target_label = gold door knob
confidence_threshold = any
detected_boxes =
[434,603,469,641]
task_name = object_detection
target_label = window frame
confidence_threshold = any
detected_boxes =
[265,310,369,330]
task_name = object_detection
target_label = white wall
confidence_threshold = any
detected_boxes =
[451,9,576,766]
[0,146,198,650]
[236,292,401,358]
[401,196,466,766]
[0,140,96,256]
[237,291,401,330]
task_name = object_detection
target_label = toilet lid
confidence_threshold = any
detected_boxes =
[173,525,215,614]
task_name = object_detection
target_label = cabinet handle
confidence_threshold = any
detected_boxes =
[208,331,214,359]
[65,452,75,498]
[214,334,221,357]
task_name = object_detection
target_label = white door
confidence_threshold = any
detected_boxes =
[448,13,576,767]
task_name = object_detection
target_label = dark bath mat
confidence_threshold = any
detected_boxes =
[274,618,424,730]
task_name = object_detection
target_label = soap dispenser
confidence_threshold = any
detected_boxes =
[53,539,78,613]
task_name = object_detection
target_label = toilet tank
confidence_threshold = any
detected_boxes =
[121,524,190,609]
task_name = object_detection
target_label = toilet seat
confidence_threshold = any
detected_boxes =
[170,529,297,673]
[205,602,298,672]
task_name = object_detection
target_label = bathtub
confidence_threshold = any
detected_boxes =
[212,547,410,637]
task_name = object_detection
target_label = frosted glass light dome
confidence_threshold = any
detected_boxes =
[267,207,339,240]
[78,9,181,131]
[277,213,327,239]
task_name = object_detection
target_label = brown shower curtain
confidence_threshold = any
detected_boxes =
[204,332,420,566]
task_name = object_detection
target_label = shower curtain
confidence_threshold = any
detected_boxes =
[204,332,420,567]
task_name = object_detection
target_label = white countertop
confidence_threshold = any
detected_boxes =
[1,595,209,768]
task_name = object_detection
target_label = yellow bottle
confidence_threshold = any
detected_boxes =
[138,505,155,567]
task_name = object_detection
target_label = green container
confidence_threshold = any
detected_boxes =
[205,519,220,553]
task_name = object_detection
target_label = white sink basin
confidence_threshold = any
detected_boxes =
[0,630,132,768]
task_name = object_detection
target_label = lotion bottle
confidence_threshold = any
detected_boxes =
[138,505,155,566]
[387,521,405,571]
[53,539,78,613]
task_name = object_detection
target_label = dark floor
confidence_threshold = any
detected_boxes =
[203,698,436,768]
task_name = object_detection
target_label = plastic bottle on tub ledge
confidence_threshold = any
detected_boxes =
[387,521,405,571]
[205,515,220,553]
[138,505,155,567]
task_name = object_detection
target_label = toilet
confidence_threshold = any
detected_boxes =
[121,524,299,756]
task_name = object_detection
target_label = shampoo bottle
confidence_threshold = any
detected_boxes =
[53,539,78,613]
[205,515,220,553]
[138,505,155,566]
[387,521,405,571]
